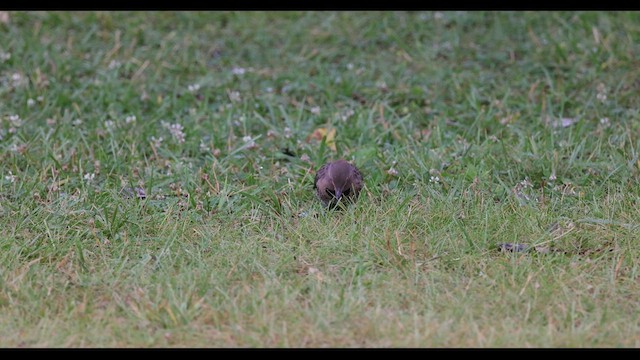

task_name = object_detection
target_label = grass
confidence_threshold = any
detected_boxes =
[0,10,639,347]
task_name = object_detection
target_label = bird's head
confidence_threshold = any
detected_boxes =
[327,160,355,201]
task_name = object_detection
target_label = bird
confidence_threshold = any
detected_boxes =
[314,159,363,208]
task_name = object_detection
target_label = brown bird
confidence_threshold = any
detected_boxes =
[314,159,363,208]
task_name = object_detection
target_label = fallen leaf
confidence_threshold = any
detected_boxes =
[307,127,336,151]
[307,267,325,282]
[534,245,550,254]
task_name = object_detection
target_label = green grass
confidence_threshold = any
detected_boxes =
[1,10,639,347]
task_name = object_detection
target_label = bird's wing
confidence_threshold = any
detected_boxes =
[351,165,363,187]
[314,162,330,189]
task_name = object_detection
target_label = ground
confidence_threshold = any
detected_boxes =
[0,11,639,347]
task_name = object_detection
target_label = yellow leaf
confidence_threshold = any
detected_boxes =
[324,128,336,151]
[308,127,336,151]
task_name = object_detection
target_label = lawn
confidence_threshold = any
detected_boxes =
[0,11,639,347]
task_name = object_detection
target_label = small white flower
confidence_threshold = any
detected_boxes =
[242,135,257,149]
[8,115,21,127]
[199,140,209,152]
[108,60,121,69]
[151,136,163,148]
[429,176,440,183]
[72,119,82,126]
[340,109,355,121]
[168,123,186,143]
[83,173,95,182]
[284,127,292,139]
[376,80,388,89]
[27,98,35,107]
[549,173,557,182]
[520,178,533,188]
[300,154,311,163]
[559,118,577,128]
[228,90,241,102]
[231,67,246,75]
[387,167,398,176]
[11,73,21,82]
[596,83,607,103]
[104,120,115,129]
[310,106,321,115]
[5,171,16,183]
[596,93,607,102]
[37,96,44,102]
[346,63,354,70]
[599,117,610,127]
[125,115,137,124]
[188,83,200,93]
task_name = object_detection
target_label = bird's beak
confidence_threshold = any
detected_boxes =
[335,189,342,200]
